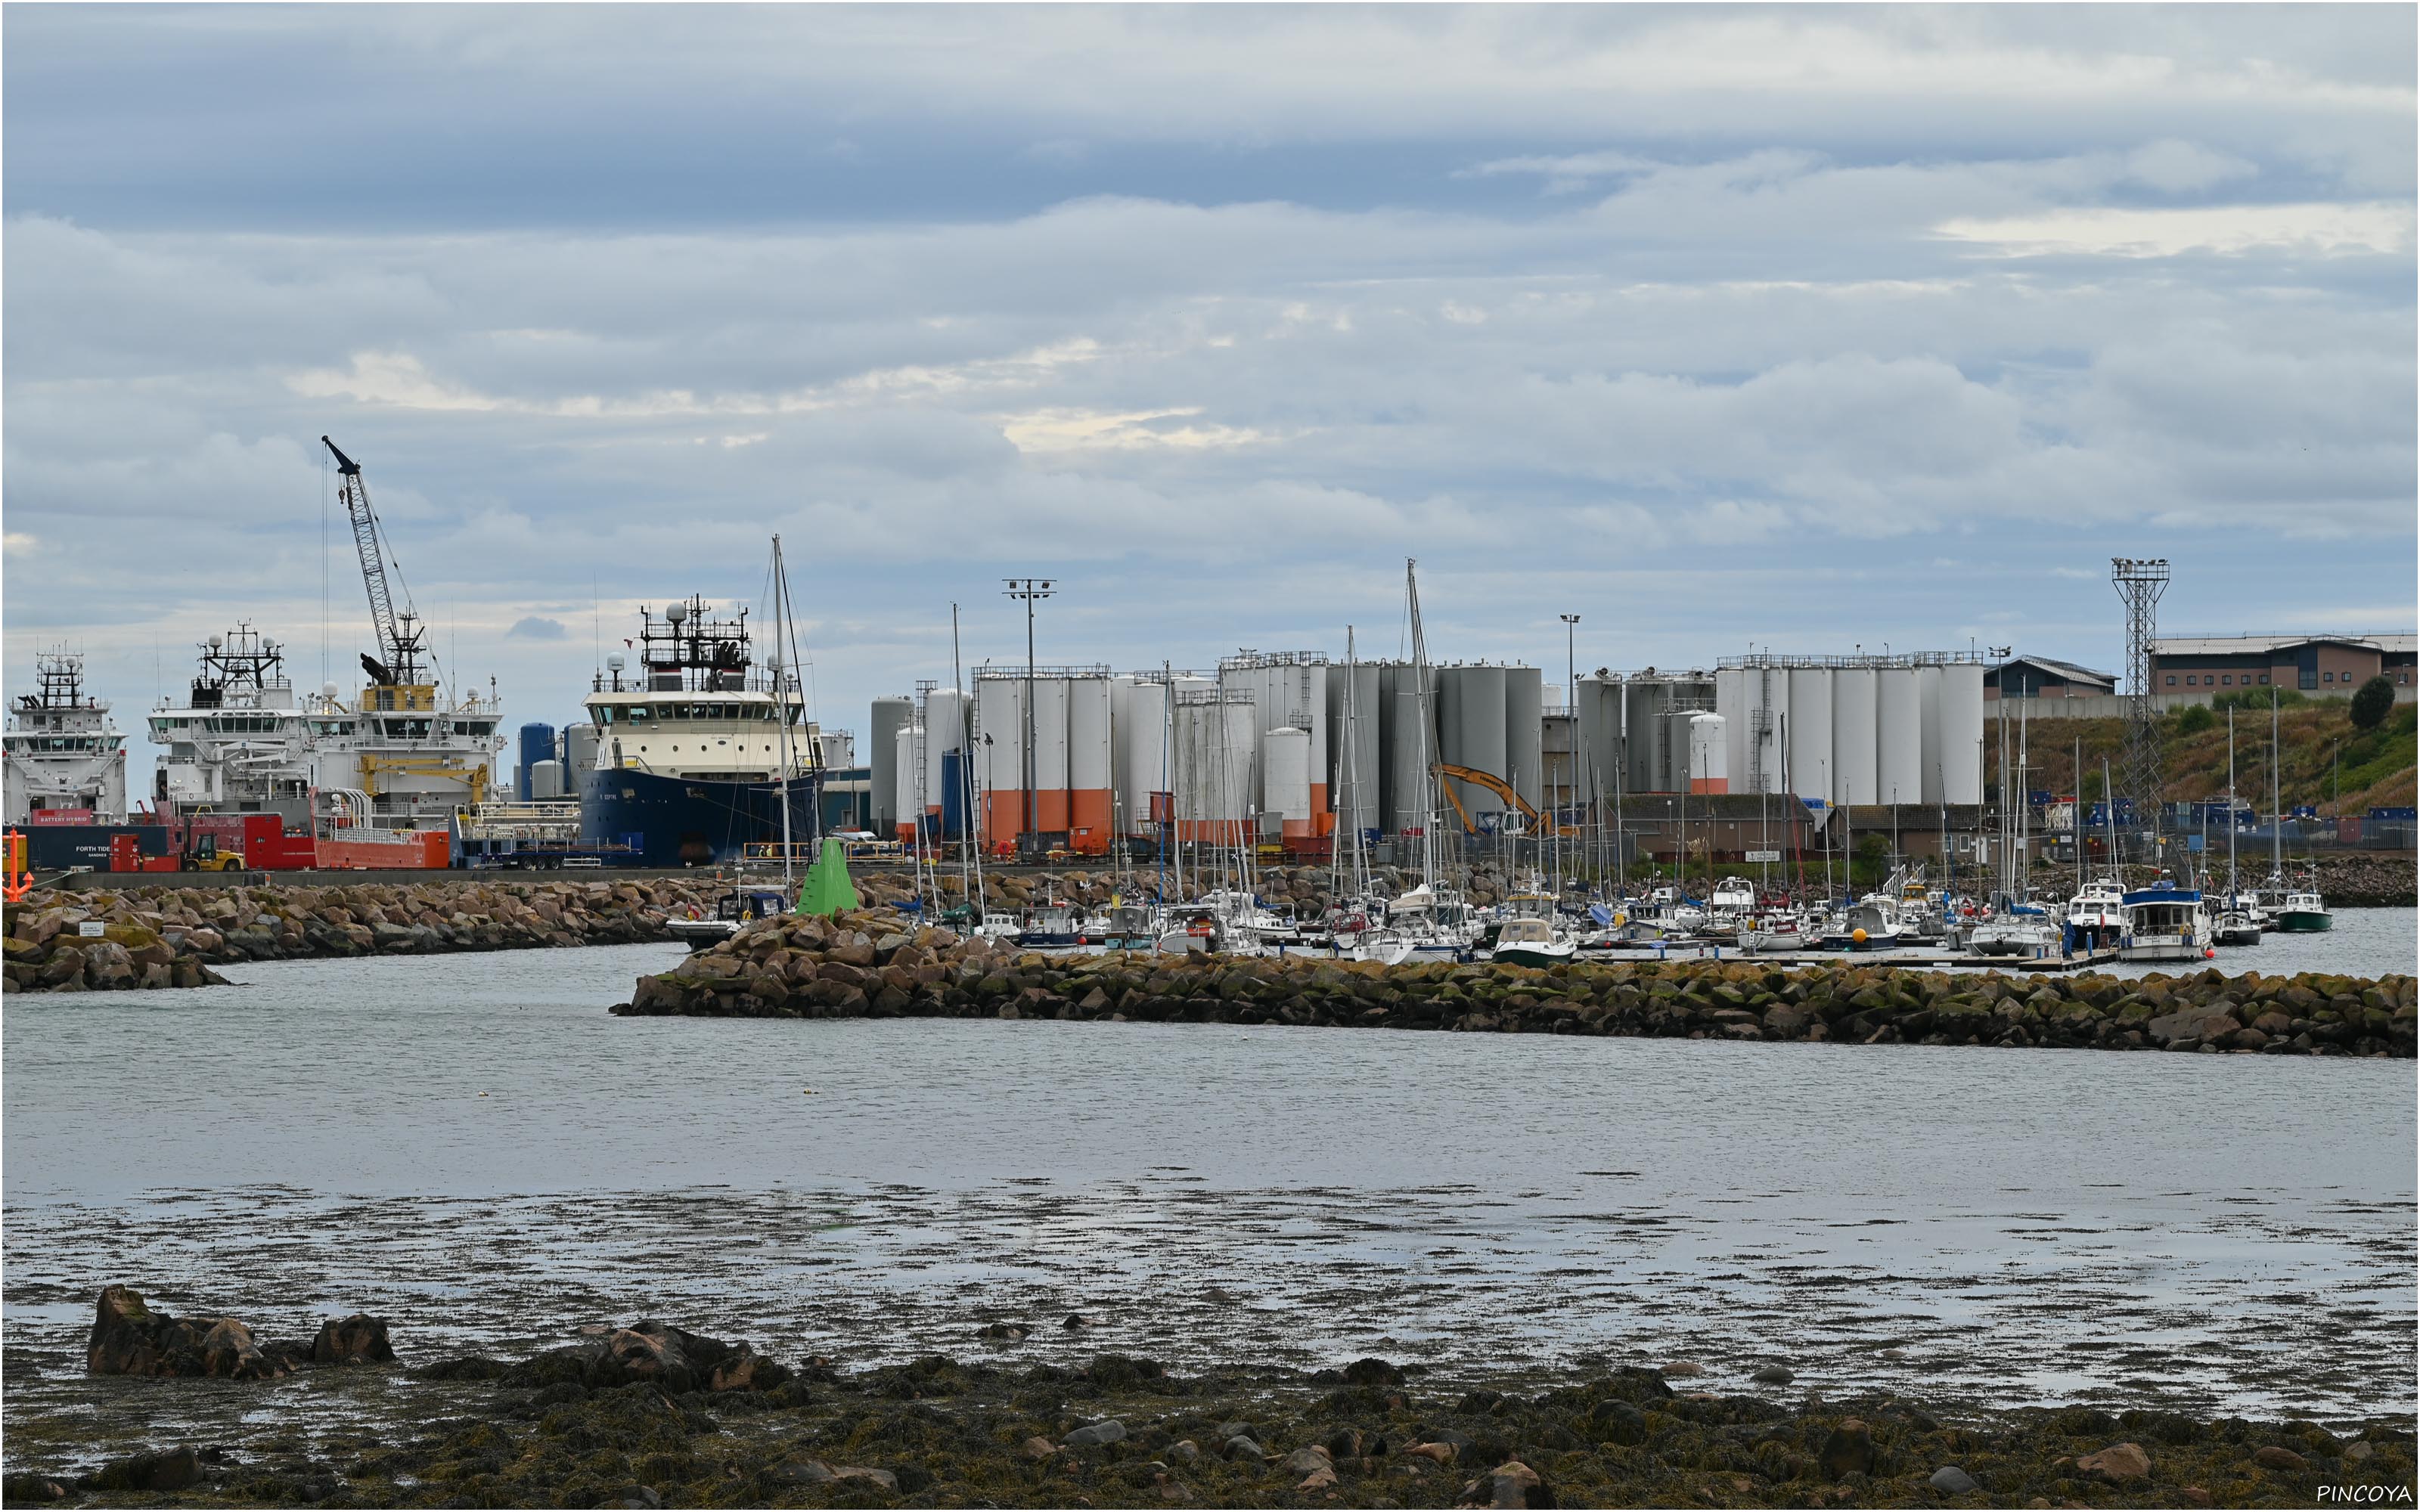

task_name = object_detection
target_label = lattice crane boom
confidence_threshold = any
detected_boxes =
[323,435,423,684]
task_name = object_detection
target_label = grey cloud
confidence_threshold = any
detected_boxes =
[507,615,567,640]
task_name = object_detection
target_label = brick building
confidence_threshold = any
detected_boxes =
[2149,634,2416,702]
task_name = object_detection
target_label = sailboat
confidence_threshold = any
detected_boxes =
[1970,699,2057,959]
[2259,687,2332,931]
[2211,708,2262,947]
[1357,560,1478,965]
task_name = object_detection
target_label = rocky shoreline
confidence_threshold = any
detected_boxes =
[5,1286,2411,1509]
[2,879,727,994]
[616,909,2416,1058]
[2304,849,2419,908]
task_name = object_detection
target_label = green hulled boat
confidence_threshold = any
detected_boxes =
[2272,888,2332,932]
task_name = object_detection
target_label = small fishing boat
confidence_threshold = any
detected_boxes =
[1488,916,1576,968]
[2211,902,2263,947]
[2272,886,2332,933]
[666,885,793,951]
[1739,908,1813,953]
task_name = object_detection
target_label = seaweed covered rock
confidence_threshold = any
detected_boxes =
[85,1284,290,1380]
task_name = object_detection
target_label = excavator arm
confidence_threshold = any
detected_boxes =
[1432,761,1577,835]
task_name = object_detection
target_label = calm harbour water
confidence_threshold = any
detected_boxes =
[5,921,2413,1455]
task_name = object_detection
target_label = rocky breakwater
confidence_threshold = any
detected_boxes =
[2,878,724,993]
[2311,850,2419,908]
[616,912,2415,1058]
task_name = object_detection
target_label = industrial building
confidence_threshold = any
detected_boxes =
[2149,633,2417,700]
[864,641,1994,857]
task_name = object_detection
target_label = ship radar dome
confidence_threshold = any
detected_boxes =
[666,602,687,624]
[607,652,625,671]
[208,633,225,649]
[322,681,341,699]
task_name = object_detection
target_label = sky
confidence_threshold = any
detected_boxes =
[5,5,2414,785]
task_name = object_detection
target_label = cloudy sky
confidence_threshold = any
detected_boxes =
[5,5,2413,778]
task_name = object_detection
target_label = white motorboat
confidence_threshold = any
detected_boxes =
[1487,916,1578,968]
[2118,881,2211,962]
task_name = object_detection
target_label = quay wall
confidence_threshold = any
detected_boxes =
[618,909,2416,1058]
[2,878,728,995]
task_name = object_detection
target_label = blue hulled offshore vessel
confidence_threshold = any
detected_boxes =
[578,595,822,868]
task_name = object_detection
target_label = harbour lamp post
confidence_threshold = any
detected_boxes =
[1004,579,1054,855]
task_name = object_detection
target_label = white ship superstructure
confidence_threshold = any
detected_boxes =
[147,626,315,821]
[305,609,504,831]
[5,649,128,823]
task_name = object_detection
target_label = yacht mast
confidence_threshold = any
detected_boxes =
[769,534,798,892]
[1406,559,1436,890]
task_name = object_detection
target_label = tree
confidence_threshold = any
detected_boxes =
[2350,674,2394,731]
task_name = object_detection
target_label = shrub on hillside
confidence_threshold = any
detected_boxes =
[2175,703,2215,734]
[2351,674,2395,731]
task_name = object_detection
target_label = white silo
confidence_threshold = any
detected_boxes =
[1443,665,1509,819]
[924,688,970,820]
[973,675,1026,845]
[870,695,912,833]
[1030,677,1071,833]
[1666,711,1698,798]
[1067,674,1113,851]
[1264,726,1313,844]
[1328,660,1383,839]
[1786,668,1832,803]
[1504,665,1544,812]
[1624,679,1670,793]
[1751,664,1792,795]
[1573,676,1620,808]
[1115,677,1169,839]
[1876,668,1925,808]
[1832,667,1879,805]
[1916,666,1944,804]
[892,723,923,838]
[1687,712,1729,794]
[1714,668,1746,790]
[1937,663,1986,805]
[1382,662,1438,836]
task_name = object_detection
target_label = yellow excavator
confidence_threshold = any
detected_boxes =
[1432,761,1579,837]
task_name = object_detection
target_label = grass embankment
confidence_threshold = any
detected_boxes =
[1988,697,2417,813]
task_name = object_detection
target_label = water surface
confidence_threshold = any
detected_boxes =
[5,934,2412,1453]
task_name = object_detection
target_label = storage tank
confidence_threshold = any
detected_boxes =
[1624,680,1671,793]
[1877,667,1924,807]
[1832,667,1879,805]
[893,723,923,841]
[972,677,1024,847]
[1665,712,1696,799]
[563,723,600,779]
[529,758,564,801]
[517,722,556,802]
[869,696,911,834]
[1264,727,1314,843]
[1439,665,1509,817]
[1174,692,1253,842]
[1714,668,1745,793]
[1786,668,1832,803]
[1324,661,1383,840]
[817,730,855,773]
[1067,674,1113,853]
[1916,666,1944,804]
[1382,662,1438,836]
[1028,677,1071,833]
[1937,662,1986,805]
[1744,665,1790,795]
[1504,665,1544,813]
[1688,713,1728,795]
[1117,677,1170,838]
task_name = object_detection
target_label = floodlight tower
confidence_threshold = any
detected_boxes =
[2111,557,2170,865]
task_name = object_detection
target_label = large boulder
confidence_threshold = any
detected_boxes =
[87,1285,290,1380]
[311,1313,395,1365]
[581,1320,789,1393]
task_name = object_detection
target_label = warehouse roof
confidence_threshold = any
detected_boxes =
[1991,654,2117,687]
[2151,633,2416,657]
